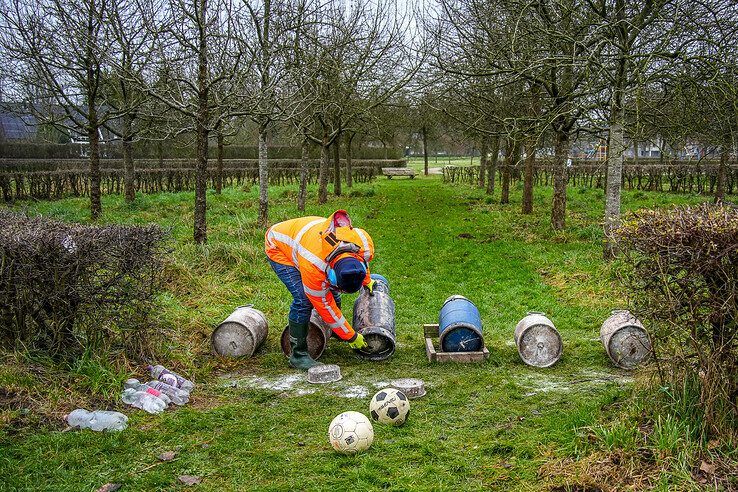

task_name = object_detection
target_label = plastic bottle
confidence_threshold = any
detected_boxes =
[124,379,172,405]
[121,388,167,414]
[65,409,128,431]
[148,365,194,392]
[146,380,190,405]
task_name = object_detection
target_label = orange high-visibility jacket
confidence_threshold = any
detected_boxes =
[265,210,374,341]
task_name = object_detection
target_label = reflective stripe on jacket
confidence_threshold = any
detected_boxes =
[265,211,374,341]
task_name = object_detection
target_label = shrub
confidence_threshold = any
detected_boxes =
[0,210,168,358]
[613,204,738,436]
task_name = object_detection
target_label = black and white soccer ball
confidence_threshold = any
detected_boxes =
[369,388,410,426]
[328,411,374,454]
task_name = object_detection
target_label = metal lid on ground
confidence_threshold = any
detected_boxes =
[307,364,342,384]
[390,378,426,399]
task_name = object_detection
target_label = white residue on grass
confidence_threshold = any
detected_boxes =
[220,372,373,399]
[519,369,633,396]
[222,373,306,393]
[339,385,369,399]
[249,374,303,391]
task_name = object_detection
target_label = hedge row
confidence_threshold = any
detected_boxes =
[443,160,738,195]
[0,166,379,201]
[0,141,405,160]
[0,157,407,173]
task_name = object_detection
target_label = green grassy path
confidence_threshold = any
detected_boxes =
[0,176,709,491]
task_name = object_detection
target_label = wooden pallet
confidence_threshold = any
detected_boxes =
[424,324,490,363]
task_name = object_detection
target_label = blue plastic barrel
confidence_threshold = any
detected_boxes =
[438,295,484,352]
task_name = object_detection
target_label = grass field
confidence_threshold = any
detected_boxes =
[0,174,715,491]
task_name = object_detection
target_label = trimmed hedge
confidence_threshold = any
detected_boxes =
[0,142,405,160]
[614,204,738,435]
[0,165,384,201]
[0,157,407,173]
[442,159,738,195]
[0,210,168,357]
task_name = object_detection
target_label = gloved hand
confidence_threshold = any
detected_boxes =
[348,333,368,350]
[365,279,376,296]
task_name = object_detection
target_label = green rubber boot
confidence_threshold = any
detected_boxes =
[288,320,320,370]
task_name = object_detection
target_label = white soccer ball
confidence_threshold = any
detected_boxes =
[328,411,374,454]
[369,388,410,426]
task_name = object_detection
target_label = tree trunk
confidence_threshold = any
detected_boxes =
[552,130,570,231]
[501,142,510,204]
[194,119,208,244]
[257,124,269,227]
[298,137,309,211]
[478,136,488,189]
[604,53,626,258]
[422,125,429,176]
[486,135,500,195]
[715,146,728,203]
[85,0,101,220]
[333,138,341,196]
[501,139,519,204]
[523,82,541,214]
[318,132,329,204]
[604,120,624,257]
[633,140,639,164]
[522,138,536,214]
[122,112,135,203]
[193,0,209,244]
[345,133,354,188]
[88,122,101,220]
[216,130,224,194]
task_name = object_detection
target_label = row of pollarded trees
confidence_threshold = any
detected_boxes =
[423,0,738,256]
[0,0,420,242]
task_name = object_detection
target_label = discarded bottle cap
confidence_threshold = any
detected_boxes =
[307,364,342,384]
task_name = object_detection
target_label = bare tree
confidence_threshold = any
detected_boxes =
[595,0,680,258]
[105,0,155,203]
[1,0,114,219]
[293,0,418,204]
[141,0,246,243]
[236,0,301,226]
[431,0,605,229]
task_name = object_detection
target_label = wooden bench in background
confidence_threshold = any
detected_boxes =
[382,167,416,179]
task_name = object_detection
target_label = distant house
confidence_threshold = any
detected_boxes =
[0,101,116,145]
[0,108,37,141]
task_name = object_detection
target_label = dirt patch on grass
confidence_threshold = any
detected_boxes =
[692,455,738,490]
[0,385,70,433]
[539,450,660,491]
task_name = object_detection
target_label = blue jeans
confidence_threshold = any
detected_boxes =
[269,259,341,323]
